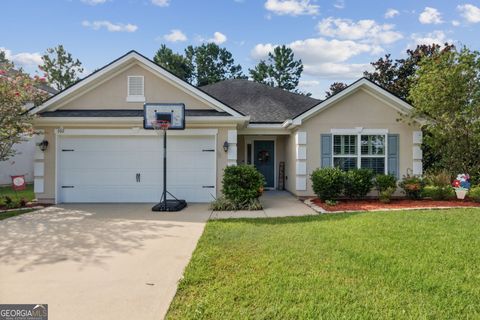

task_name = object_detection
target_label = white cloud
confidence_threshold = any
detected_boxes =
[264,0,319,16]
[81,0,109,5]
[151,0,170,7]
[163,29,187,42]
[452,20,461,26]
[304,62,370,79]
[82,20,138,32]
[334,0,345,9]
[384,8,399,19]
[419,7,443,24]
[0,47,42,68]
[251,37,375,79]
[209,32,227,44]
[410,30,452,47]
[457,4,480,23]
[317,17,403,45]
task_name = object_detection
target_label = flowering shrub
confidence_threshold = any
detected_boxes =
[452,174,471,190]
[399,174,425,199]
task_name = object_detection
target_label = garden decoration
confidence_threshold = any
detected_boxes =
[452,174,470,200]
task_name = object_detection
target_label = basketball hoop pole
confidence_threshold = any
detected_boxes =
[150,119,187,212]
[161,127,167,210]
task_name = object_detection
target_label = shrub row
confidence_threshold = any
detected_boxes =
[311,167,397,202]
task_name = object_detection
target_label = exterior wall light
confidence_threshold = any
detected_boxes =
[223,141,229,152]
[38,140,49,152]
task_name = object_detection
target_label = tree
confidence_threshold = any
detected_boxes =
[325,82,348,98]
[364,43,455,101]
[40,45,83,91]
[249,45,304,93]
[0,52,48,161]
[153,44,193,83]
[185,43,245,86]
[408,47,480,176]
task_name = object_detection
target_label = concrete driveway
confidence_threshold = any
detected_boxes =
[0,204,210,320]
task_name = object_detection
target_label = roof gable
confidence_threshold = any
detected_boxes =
[289,78,415,126]
[31,51,244,117]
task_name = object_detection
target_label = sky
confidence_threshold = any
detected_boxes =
[2,0,480,98]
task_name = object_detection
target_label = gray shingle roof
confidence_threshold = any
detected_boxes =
[200,79,321,123]
[39,109,230,117]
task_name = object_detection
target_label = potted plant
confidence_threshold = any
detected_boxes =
[452,174,471,200]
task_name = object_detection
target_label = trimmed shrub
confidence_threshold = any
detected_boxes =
[374,174,397,203]
[422,185,455,200]
[468,186,480,202]
[343,169,374,199]
[399,174,425,199]
[311,167,344,201]
[379,188,396,203]
[221,165,265,205]
[374,174,397,192]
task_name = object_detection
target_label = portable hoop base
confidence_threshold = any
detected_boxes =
[151,120,187,212]
[152,199,187,212]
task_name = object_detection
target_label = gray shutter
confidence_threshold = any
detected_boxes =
[321,134,332,168]
[387,134,399,178]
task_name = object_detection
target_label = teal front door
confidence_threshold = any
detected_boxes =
[254,140,275,188]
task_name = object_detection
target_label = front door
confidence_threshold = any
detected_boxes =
[254,140,275,188]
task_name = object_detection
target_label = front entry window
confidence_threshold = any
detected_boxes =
[333,134,386,174]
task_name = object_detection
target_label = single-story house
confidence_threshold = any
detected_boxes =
[30,50,422,204]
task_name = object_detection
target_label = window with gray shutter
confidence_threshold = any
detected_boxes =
[387,134,399,178]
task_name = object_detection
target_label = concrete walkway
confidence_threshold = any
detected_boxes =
[0,203,210,320]
[209,191,316,219]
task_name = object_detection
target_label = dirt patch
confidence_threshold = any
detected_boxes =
[311,198,480,212]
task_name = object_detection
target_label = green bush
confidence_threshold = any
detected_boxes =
[343,169,374,199]
[424,170,452,187]
[210,197,263,211]
[311,167,344,201]
[468,186,480,202]
[374,174,397,203]
[374,174,397,192]
[422,185,455,200]
[379,187,396,203]
[399,174,425,199]
[221,165,265,205]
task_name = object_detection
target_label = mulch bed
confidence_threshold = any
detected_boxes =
[0,203,50,212]
[312,198,480,212]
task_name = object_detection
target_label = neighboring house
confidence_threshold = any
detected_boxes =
[30,51,422,204]
[0,73,57,185]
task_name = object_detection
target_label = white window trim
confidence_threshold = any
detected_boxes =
[127,75,145,102]
[330,128,389,174]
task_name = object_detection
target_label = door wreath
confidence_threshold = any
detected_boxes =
[257,150,270,162]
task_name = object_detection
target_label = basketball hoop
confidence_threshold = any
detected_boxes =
[151,120,170,131]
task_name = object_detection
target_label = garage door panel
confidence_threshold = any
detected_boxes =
[61,186,162,203]
[59,135,216,203]
[61,169,163,186]
[61,153,163,170]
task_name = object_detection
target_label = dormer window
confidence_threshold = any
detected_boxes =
[127,76,145,102]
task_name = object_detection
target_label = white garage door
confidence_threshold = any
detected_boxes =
[59,135,216,203]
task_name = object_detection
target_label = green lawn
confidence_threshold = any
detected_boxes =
[0,184,34,206]
[167,209,480,319]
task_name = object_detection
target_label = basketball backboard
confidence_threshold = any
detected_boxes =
[144,103,185,130]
